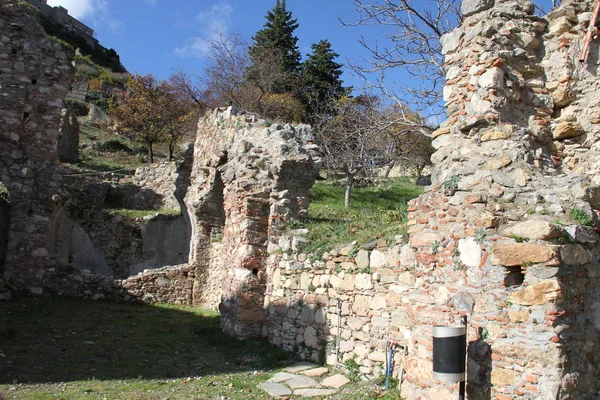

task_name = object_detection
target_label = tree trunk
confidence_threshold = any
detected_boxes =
[344,173,354,208]
[384,161,396,178]
[148,142,154,164]
[169,138,175,161]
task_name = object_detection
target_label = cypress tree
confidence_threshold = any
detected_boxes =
[248,0,302,93]
[302,39,348,116]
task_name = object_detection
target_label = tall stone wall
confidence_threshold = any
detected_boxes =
[132,162,180,210]
[0,184,9,279]
[258,1,600,399]
[182,107,321,336]
[0,1,74,291]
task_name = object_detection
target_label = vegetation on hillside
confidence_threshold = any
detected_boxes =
[296,177,423,258]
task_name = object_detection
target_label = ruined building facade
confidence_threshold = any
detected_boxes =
[260,0,600,398]
[2,0,600,399]
[23,0,97,48]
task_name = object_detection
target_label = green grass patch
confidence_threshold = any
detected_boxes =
[0,297,292,399]
[0,298,398,399]
[297,177,422,257]
[569,207,594,227]
[103,208,181,219]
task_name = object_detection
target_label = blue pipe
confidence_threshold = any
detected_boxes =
[386,345,394,391]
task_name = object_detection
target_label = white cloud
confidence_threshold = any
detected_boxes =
[175,1,234,58]
[47,0,95,19]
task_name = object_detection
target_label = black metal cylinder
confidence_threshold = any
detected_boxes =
[433,325,466,383]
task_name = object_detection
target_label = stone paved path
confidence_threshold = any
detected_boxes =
[258,362,351,398]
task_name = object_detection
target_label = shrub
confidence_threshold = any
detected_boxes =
[261,92,306,123]
[65,99,89,116]
[442,175,460,191]
[88,77,103,91]
[570,208,593,226]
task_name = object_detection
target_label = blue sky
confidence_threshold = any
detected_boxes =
[47,0,373,88]
[46,0,558,119]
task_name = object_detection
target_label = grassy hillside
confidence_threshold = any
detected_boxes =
[296,177,423,257]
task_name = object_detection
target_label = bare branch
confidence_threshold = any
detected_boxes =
[342,0,461,118]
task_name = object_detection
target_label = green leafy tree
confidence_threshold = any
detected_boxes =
[302,39,348,117]
[248,0,302,94]
[112,74,190,163]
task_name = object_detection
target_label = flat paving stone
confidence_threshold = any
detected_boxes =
[285,361,319,373]
[285,375,321,389]
[293,388,339,397]
[267,372,297,383]
[322,374,351,389]
[258,382,292,397]
[301,367,329,377]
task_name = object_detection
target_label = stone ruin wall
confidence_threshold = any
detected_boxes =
[258,0,600,399]
[0,1,322,313]
[3,0,600,398]
[182,108,320,335]
[0,1,74,292]
[131,162,180,210]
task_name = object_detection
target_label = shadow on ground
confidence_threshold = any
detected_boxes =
[0,296,292,384]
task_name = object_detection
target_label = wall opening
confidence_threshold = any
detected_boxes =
[504,266,525,287]
[206,170,226,240]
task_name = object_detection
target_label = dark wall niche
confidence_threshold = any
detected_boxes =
[504,266,525,287]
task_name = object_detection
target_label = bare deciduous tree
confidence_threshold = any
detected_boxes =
[342,0,461,120]
[314,95,387,208]
[204,32,251,108]
[169,67,218,111]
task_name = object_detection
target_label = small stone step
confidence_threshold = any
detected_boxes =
[285,361,319,373]
[267,371,297,383]
[301,367,329,377]
[258,382,292,397]
[293,388,339,397]
[322,374,351,389]
[285,375,321,389]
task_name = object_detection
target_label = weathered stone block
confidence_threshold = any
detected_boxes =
[355,273,373,290]
[553,121,584,140]
[353,295,371,316]
[461,0,494,17]
[560,244,591,265]
[500,220,562,241]
[508,279,562,305]
[440,27,463,54]
[491,242,555,266]
[355,249,369,269]
[491,368,519,386]
[458,237,482,268]
[370,249,387,268]
[409,232,441,248]
[478,67,504,89]
[391,309,412,326]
